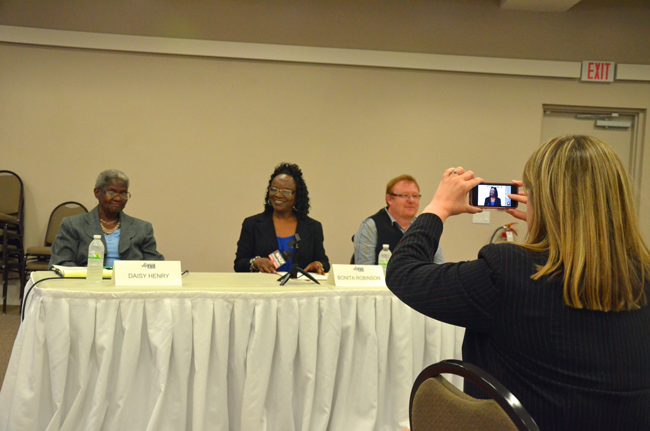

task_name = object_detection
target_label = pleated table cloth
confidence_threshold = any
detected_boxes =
[0,272,463,431]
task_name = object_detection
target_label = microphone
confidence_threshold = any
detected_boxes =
[268,249,294,269]
[288,233,301,248]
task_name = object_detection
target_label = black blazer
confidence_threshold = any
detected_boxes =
[386,213,650,431]
[234,212,330,272]
[483,196,502,206]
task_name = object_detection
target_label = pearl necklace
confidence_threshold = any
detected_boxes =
[100,219,120,235]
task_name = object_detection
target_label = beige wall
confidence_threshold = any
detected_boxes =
[2,41,648,271]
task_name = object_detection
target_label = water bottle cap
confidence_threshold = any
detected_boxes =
[94,234,101,239]
[382,244,389,249]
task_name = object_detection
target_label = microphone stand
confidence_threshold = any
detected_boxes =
[278,234,320,286]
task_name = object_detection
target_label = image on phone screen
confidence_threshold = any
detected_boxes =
[470,183,518,208]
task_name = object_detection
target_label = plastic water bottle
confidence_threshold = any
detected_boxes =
[378,244,392,275]
[87,234,105,282]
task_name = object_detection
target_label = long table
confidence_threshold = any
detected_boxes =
[0,272,464,431]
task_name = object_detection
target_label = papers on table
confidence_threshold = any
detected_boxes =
[52,265,113,279]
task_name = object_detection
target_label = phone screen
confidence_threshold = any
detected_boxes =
[470,183,518,208]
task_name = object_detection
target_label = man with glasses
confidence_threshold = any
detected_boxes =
[353,174,444,265]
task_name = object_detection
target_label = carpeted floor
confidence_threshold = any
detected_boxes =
[0,306,21,390]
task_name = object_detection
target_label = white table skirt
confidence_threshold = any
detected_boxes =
[0,272,464,431]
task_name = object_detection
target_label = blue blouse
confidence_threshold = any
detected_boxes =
[276,235,294,272]
[104,229,120,267]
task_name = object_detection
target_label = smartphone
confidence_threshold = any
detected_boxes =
[470,182,518,209]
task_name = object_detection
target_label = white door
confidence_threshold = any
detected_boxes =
[541,105,645,202]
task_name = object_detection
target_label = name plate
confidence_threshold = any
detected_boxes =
[113,260,182,286]
[326,264,386,287]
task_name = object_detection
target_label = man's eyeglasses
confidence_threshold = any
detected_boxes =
[104,190,131,200]
[390,193,421,200]
[268,187,295,196]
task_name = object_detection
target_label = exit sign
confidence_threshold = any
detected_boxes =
[581,61,615,82]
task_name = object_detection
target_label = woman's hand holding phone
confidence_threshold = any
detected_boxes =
[505,180,528,221]
[423,167,484,222]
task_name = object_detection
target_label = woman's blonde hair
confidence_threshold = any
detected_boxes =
[522,135,650,311]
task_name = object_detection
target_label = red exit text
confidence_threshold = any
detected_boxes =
[581,61,615,82]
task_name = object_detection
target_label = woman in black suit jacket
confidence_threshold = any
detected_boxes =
[387,136,650,431]
[483,186,501,206]
[235,163,330,274]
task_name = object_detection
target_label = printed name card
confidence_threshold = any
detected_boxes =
[326,264,386,287]
[113,260,182,286]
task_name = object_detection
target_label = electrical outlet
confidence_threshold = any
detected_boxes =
[472,212,490,224]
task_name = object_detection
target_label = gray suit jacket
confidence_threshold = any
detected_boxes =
[49,206,164,268]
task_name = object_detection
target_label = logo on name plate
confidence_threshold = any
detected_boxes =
[141,263,156,269]
[353,266,365,272]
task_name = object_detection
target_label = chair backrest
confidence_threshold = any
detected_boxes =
[0,170,24,219]
[44,201,89,245]
[410,360,540,431]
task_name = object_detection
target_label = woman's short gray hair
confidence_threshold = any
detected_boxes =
[95,169,130,189]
